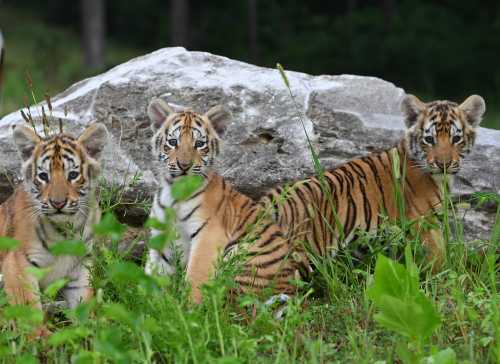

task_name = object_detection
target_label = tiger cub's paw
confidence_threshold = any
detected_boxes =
[144,249,175,276]
[264,293,290,320]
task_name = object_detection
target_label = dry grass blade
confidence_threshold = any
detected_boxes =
[41,105,49,137]
[45,93,53,113]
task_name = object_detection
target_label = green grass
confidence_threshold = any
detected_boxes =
[0,187,498,363]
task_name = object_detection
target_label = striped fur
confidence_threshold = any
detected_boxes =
[260,95,486,268]
[0,123,107,336]
[145,99,309,303]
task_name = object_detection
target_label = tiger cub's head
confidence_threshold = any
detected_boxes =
[401,94,485,174]
[13,123,108,220]
[147,98,231,179]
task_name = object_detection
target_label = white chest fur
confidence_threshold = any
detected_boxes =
[146,180,206,275]
[26,216,92,289]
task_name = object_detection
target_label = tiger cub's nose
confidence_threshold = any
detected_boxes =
[177,160,193,171]
[50,198,67,210]
[436,161,452,170]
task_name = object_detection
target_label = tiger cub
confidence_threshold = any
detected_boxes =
[144,98,309,303]
[0,123,107,336]
[260,94,486,269]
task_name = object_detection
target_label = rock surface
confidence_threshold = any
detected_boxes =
[0,47,498,239]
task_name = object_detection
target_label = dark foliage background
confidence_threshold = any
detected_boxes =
[2,0,500,128]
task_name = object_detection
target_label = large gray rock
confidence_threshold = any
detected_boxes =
[0,47,498,239]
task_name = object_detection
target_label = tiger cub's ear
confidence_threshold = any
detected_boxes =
[459,95,486,128]
[401,94,426,128]
[12,124,41,161]
[147,98,175,131]
[78,123,108,161]
[204,105,231,137]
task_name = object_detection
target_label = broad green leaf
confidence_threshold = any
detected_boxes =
[93,213,125,240]
[373,293,441,339]
[102,303,135,327]
[108,261,146,283]
[108,261,158,294]
[421,348,457,364]
[147,233,168,251]
[142,316,160,332]
[44,278,69,299]
[50,240,87,257]
[48,327,91,346]
[145,216,165,230]
[163,207,177,224]
[71,351,98,364]
[0,237,19,251]
[0,346,9,358]
[367,254,419,305]
[25,266,52,280]
[17,355,38,364]
[95,327,130,363]
[171,175,204,201]
[147,228,177,251]
[367,254,441,339]
[70,300,95,323]
[3,304,43,324]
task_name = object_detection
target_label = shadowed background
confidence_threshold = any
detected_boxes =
[1,0,499,129]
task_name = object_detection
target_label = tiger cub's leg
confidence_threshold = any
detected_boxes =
[414,216,446,271]
[420,227,446,272]
[145,188,187,276]
[62,264,93,309]
[2,251,52,338]
[145,227,178,276]
[2,251,42,308]
[185,227,227,304]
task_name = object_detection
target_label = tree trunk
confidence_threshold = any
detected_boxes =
[380,0,395,22]
[170,0,189,47]
[347,0,357,15]
[0,30,4,89]
[248,0,259,63]
[81,0,106,69]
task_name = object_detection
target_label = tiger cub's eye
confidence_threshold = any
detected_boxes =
[452,135,461,144]
[168,139,177,147]
[194,140,206,148]
[38,172,49,182]
[424,136,434,144]
[68,171,80,180]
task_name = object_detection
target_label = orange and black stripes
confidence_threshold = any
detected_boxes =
[214,175,308,294]
[260,142,443,258]
[260,95,485,270]
[0,124,106,328]
[146,101,309,302]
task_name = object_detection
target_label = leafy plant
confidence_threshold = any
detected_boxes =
[367,246,455,363]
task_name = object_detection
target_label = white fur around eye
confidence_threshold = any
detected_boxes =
[451,123,463,135]
[167,139,177,148]
[194,140,206,148]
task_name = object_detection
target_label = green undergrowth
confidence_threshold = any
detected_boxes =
[0,70,498,363]
[0,182,497,363]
